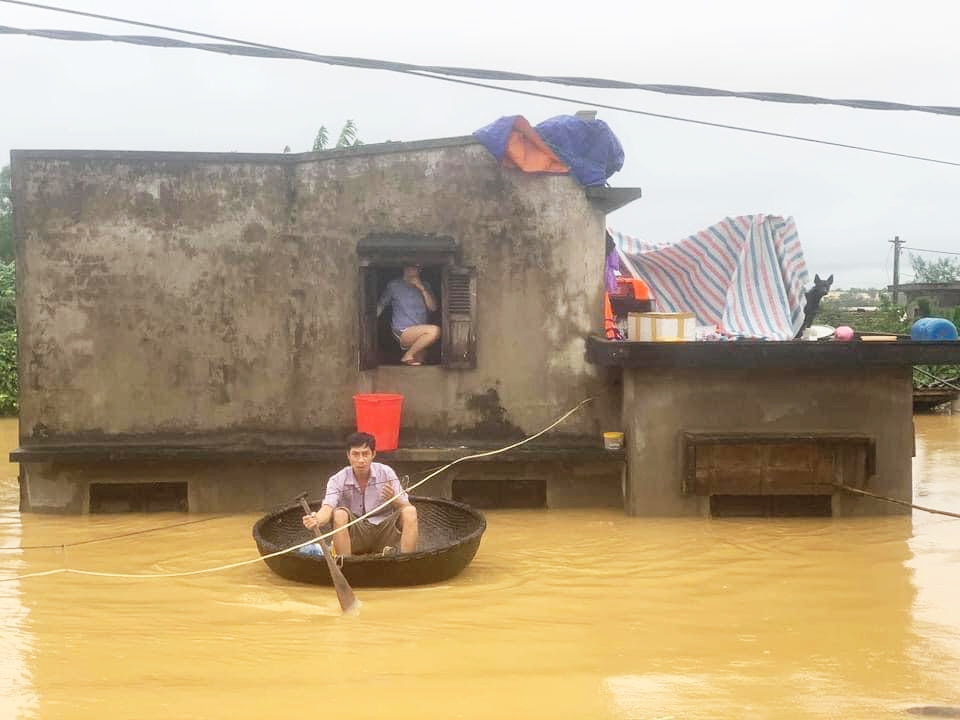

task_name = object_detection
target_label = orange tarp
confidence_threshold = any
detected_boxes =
[501,117,569,174]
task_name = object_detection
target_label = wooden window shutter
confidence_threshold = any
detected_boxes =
[358,265,379,370]
[441,266,477,369]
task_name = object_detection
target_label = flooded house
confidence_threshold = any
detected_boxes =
[9,116,959,517]
[8,116,637,514]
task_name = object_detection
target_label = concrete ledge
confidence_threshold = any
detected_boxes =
[587,335,960,369]
[10,136,480,165]
[10,443,625,464]
[17,449,626,513]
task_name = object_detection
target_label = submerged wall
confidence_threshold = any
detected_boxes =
[621,366,914,517]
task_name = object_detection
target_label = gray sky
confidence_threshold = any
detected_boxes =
[3,0,958,289]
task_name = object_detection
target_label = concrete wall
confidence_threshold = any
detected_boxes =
[21,456,624,514]
[11,139,619,451]
[622,367,914,517]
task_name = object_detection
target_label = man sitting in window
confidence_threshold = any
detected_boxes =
[377,265,441,366]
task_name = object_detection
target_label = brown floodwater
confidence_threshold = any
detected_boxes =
[1,414,958,719]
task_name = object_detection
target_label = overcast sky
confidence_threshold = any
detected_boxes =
[2,0,958,289]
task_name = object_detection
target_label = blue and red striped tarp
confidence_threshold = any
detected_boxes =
[609,215,810,341]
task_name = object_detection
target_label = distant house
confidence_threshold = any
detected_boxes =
[889,282,960,308]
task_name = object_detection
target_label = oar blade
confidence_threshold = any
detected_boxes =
[297,495,359,615]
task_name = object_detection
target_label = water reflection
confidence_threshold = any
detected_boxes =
[0,415,958,719]
[908,414,960,690]
[0,417,35,719]
[602,517,918,719]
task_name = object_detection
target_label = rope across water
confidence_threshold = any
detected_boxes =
[0,398,597,582]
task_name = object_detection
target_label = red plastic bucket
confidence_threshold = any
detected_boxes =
[352,393,404,452]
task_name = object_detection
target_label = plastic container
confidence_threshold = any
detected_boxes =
[353,393,404,451]
[834,325,854,341]
[629,312,696,342]
[603,431,625,450]
[910,317,959,342]
[614,277,652,301]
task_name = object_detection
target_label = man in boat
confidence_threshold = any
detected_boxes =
[302,431,419,556]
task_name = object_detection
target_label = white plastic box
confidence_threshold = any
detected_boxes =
[628,312,696,342]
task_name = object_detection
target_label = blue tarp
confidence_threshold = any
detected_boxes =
[534,115,624,186]
[473,115,523,160]
[473,114,625,186]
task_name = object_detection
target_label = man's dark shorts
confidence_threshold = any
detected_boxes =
[336,507,401,555]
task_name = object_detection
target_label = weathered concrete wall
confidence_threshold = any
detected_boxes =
[12,139,618,452]
[21,456,623,514]
[20,460,339,514]
[622,367,914,517]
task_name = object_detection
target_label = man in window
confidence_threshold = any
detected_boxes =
[376,265,441,366]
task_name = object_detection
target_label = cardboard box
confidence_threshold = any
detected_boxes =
[628,312,696,342]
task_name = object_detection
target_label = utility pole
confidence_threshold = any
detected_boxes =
[890,235,904,304]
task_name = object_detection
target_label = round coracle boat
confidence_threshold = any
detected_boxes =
[252,496,486,587]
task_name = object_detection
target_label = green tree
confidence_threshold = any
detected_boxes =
[817,293,910,335]
[909,253,960,283]
[0,259,16,414]
[312,120,363,152]
[0,164,12,261]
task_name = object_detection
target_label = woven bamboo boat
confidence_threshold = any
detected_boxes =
[252,496,486,587]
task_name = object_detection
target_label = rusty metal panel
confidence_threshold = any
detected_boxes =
[709,444,765,495]
[682,433,873,497]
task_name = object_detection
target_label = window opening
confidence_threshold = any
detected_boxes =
[709,494,832,518]
[90,482,188,513]
[359,264,476,371]
[375,265,443,367]
[452,478,546,509]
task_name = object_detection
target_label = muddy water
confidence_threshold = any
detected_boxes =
[0,414,958,720]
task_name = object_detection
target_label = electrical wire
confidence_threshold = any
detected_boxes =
[904,246,960,257]
[2,0,960,118]
[1,25,959,167]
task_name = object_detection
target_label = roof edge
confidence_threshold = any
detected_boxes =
[585,186,643,214]
[10,135,480,165]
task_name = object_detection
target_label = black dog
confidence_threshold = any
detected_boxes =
[795,273,834,338]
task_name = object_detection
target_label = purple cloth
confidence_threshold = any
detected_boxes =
[322,462,408,525]
[605,250,620,294]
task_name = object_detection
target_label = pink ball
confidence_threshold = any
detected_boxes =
[835,325,854,341]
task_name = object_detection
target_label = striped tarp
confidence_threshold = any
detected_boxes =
[609,215,809,340]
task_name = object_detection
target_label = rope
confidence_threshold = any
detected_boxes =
[913,366,960,393]
[0,397,596,582]
[0,514,232,551]
[836,483,960,519]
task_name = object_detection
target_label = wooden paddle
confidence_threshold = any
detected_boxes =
[296,493,358,614]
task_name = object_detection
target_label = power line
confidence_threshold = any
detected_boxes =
[410,71,960,168]
[2,25,959,168]
[3,0,960,118]
[904,246,960,257]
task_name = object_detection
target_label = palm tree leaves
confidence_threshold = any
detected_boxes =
[311,120,363,152]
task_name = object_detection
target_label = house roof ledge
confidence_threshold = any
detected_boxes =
[585,186,643,214]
